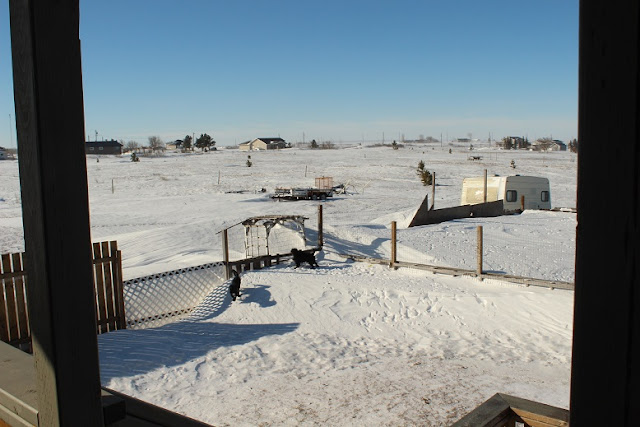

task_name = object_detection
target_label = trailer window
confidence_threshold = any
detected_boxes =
[541,191,549,202]
[506,190,517,202]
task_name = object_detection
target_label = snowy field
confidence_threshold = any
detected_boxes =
[0,143,577,426]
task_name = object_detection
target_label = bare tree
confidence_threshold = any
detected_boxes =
[321,140,335,149]
[536,137,554,151]
[148,136,165,152]
[125,140,140,152]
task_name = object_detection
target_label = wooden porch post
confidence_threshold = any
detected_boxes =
[9,0,104,424]
[571,1,640,424]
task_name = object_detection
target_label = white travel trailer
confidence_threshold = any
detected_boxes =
[460,175,551,211]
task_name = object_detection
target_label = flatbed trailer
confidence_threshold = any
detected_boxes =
[272,187,333,201]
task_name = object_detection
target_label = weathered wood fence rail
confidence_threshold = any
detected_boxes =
[388,220,574,290]
[226,252,295,279]
[0,241,125,352]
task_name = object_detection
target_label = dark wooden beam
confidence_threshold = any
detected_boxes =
[8,0,104,424]
[571,1,640,424]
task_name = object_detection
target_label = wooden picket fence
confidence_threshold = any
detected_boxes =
[92,241,126,334]
[0,241,125,352]
[0,252,29,350]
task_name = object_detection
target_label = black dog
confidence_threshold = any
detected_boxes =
[229,270,241,301]
[291,248,319,269]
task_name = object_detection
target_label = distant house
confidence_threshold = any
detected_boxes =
[0,146,6,160]
[166,140,183,150]
[85,140,123,155]
[531,139,566,152]
[239,137,287,151]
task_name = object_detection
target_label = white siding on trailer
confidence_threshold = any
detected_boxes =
[460,175,551,210]
[502,176,551,210]
[460,176,504,205]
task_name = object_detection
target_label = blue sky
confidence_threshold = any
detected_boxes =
[1,1,578,147]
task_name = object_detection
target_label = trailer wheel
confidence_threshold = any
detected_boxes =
[312,194,318,200]
[320,193,327,200]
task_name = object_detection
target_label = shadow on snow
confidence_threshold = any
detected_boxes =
[98,280,297,383]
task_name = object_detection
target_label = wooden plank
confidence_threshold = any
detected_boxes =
[114,248,126,330]
[516,412,567,427]
[501,394,569,427]
[96,316,122,327]
[0,270,28,280]
[0,341,39,425]
[11,253,29,343]
[451,393,513,427]
[102,387,211,427]
[1,255,19,342]
[0,341,126,425]
[102,241,116,332]
[91,255,119,265]
[93,242,108,334]
[0,255,9,343]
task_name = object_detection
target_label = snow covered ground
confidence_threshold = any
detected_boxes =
[0,143,577,426]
